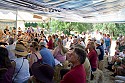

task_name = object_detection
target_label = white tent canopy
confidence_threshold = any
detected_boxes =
[0,0,125,23]
[0,9,48,22]
[0,9,49,30]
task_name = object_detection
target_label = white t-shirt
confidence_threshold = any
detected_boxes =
[13,57,30,83]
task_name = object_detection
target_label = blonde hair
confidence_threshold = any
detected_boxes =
[89,41,95,49]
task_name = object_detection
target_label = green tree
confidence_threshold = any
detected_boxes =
[76,23,93,33]
[25,19,125,39]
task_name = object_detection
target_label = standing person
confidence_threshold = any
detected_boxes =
[105,34,111,55]
[60,47,86,83]
[86,41,98,72]
[65,35,72,49]
[30,27,34,33]
[4,28,10,42]
[4,26,9,35]
[86,41,98,80]
[12,27,16,35]
[18,27,22,32]
[0,47,14,83]
[39,42,55,68]
[47,35,54,49]
[55,34,59,47]
[12,43,30,83]
[63,36,68,47]
[36,26,41,35]
[95,40,104,70]
[70,38,78,47]
[27,28,31,33]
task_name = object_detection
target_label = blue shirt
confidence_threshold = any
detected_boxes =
[96,45,104,61]
[105,38,111,47]
[40,47,55,68]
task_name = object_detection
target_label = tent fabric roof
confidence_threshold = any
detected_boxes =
[0,0,125,23]
[0,9,48,22]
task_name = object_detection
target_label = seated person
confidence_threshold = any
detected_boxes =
[0,47,14,83]
[12,43,30,83]
[29,41,42,67]
[53,38,67,63]
[116,58,125,76]
[119,49,125,58]
[106,50,121,72]
[39,42,55,68]
[111,57,125,77]
[28,63,54,83]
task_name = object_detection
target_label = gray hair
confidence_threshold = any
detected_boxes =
[74,47,86,64]
[8,37,14,45]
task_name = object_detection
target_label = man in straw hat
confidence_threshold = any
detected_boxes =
[12,43,30,83]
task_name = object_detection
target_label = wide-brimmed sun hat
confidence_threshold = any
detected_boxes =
[12,44,28,56]
[31,62,54,83]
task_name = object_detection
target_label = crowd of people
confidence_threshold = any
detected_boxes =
[0,26,125,83]
[106,35,125,83]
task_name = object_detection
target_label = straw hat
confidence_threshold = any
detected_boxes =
[12,44,28,56]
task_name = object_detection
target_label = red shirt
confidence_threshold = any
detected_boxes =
[60,65,86,83]
[87,49,98,69]
[47,39,53,49]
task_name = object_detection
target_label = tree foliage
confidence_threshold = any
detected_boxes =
[50,19,125,38]
[50,20,92,34]
[25,22,38,27]
[25,20,125,38]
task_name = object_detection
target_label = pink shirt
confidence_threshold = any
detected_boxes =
[53,47,66,63]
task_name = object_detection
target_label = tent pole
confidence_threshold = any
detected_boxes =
[16,10,18,35]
